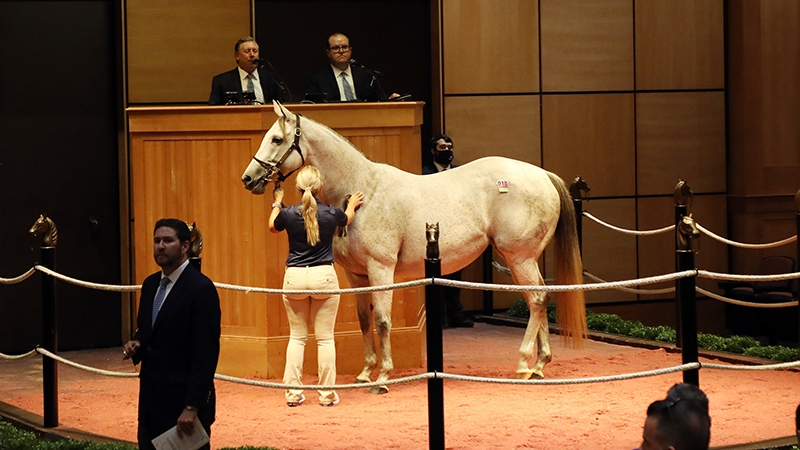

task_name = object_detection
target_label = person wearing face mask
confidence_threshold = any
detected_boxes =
[421,134,474,328]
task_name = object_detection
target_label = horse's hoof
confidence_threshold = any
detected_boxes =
[369,386,389,395]
[515,371,533,380]
[355,377,371,384]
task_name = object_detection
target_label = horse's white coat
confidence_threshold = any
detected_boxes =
[242,103,586,389]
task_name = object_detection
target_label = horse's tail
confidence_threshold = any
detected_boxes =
[547,172,587,348]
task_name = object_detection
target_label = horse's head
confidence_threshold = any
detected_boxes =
[241,101,307,195]
[187,222,203,258]
[677,214,700,251]
[29,214,58,246]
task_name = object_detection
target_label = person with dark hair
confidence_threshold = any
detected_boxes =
[123,219,221,450]
[269,166,364,407]
[421,134,473,328]
[638,390,711,450]
[304,33,397,102]
[209,36,282,105]
[667,383,710,417]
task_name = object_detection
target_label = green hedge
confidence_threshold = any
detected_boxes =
[0,421,136,450]
[0,421,281,450]
[506,300,799,362]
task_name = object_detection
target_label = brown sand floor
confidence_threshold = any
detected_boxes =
[1,323,798,449]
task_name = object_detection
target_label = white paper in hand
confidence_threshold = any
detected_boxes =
[151,417,209,450]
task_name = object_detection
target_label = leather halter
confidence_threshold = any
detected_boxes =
[252,113,305,184]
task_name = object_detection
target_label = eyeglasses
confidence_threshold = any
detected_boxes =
[328,45,351,53]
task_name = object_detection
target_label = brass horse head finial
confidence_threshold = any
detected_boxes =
[673,180,693,206]
[569,176,590,200]
[426,222,440,260]
[29,214,58,247]
[677,214,700,252]
[187,222,203,258]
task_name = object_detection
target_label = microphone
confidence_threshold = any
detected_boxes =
[253,59,293,103]
[349,59,383,77]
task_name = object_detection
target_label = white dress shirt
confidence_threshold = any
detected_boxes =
[330,64,357,101]
[238,67,265,104]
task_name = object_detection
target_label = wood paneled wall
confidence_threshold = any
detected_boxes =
[727,0,799,275]
[126,0,251,103]
[438,0,728,314]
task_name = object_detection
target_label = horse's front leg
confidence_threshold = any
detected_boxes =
[366,266,395,395]
[346,272,377,384]
[370,288,393,394]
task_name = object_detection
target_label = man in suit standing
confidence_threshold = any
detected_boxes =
[209,36,282,105]
[422,134,474,328]
[123,219,221,450]
[305,33,396,102]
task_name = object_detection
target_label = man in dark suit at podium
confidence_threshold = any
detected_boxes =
[305,33,395,102]
[209,37,281,105]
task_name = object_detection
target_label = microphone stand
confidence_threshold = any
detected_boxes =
[256,59,292,103]
[350,59,388,100]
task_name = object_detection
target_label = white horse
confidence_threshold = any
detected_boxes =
[242,102,587,393]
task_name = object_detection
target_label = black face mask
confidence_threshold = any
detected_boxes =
[433,149,453,166]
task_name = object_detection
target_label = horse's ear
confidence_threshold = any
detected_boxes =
[272,100,282,117]
[275,102,296,123]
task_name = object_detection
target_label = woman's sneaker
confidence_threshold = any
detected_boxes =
[320,393,340,407]
[287,394,305,407]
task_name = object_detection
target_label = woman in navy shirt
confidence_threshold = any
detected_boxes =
[269,165,364,407]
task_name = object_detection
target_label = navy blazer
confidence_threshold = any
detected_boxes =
[305,65,386,102]
[208,67,281,105]
[132,263,221,433]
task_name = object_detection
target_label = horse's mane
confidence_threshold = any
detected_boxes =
[297,115,390,167]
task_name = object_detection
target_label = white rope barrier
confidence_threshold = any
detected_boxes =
[583,271,675,295]
[0,268,36,285]
[696,286,798,308]
[583,212,674,236]
[214,373,432,390]
[35,265,142,292]
[438,363,700,385]
[492,260,511,276]
[696,223,797,249]
[13,350,703,388]
[35,348,139,378]
[702,360,800,371]
[17,350,800,390]
[438,271,697,292]
[213,278,430,295]
[0,349,38,360]
[697,269,800,283]
[582,211,797,249]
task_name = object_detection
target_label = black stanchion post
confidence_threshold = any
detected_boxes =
[482,246,493,316]
[29,215,59,427]
[674,181,699,386]
[41,245,58,427]
[673,181,692,348]
[569,176,589,256]
[425,223,445,450]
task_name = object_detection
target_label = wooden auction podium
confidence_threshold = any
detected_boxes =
[127,102,425,378]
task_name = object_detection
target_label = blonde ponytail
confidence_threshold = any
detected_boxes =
[295,166,322,245]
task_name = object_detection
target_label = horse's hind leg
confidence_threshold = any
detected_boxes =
[504,259,552,379]
[516,292,551,379]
